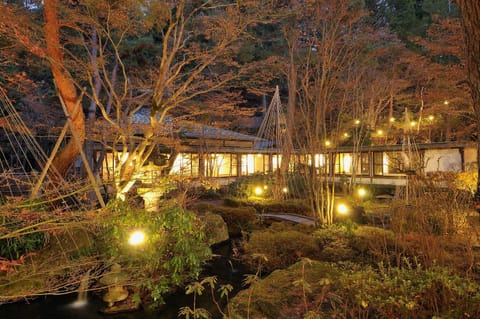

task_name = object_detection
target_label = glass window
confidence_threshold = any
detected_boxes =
[204,153,237,177]
[241,154,268,175]
[384,152,404,175]
[360,153,370,175]
[170,153,199,176]
[373,152,383,175]
[335,153,353,174]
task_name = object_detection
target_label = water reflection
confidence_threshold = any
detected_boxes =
[0,241,247,319]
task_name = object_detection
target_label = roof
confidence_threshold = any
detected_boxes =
[180,124,259,142]
[132,108,270,145]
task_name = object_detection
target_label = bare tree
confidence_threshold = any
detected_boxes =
[83,1,260,200]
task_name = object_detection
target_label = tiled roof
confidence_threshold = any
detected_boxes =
[132,108,271,146]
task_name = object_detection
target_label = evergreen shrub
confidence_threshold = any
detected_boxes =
[242,223,320,272]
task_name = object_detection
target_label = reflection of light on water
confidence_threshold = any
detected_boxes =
[69,299,88,308]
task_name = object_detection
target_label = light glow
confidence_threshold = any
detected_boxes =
[337,203,349,215]
[254,187,263,196]
[314,154,326,168]
[357,188,366,197]
[282,187,288,193]
[128,230,146,246]
[343,154,352,173]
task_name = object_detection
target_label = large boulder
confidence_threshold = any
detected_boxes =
[202,212,229,246]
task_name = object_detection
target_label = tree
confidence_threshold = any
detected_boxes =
[281,0,367,225]
[79,1,263,200]
[455,0,480,207]
[43,0,85,179]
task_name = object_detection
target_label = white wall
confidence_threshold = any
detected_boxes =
[424,149,462,172]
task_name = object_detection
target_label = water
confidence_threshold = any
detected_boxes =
[69,269,91,309]
[0,241,247,319]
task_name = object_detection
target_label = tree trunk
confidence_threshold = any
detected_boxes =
[456,0,480,207]
[44,0,85,178]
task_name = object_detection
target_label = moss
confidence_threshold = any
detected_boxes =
[229,261,340,319]
[229,260,480,319]
[242,227,320,272]
[209,206,258,236]
[201,212,229,246]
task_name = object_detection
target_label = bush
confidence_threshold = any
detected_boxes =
[223,196,243,207]
[98,200,211,305]
[258,200,312,216]
[210,206,258,236]
[226,174,271,198]
[313,225,356,262]
[223,197,312,216]
[242,224,320,272]
[230,260,480,319]
[0,211,46,260]
[349,226,397,265]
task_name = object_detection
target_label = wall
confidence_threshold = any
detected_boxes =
[424,148,462,172]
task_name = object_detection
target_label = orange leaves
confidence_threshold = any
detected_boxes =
[0,252,37,273]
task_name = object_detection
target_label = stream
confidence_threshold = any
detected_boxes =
[0,241,247,319]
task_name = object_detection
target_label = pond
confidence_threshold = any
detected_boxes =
[0,241,247,319]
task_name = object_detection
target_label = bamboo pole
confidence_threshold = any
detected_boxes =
[58,90,106,208]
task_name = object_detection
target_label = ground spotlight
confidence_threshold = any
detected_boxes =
[128,230,146,246]
[337,203,349,215]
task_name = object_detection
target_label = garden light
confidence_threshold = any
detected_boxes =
[254,186,263,196]
[337,203,349,215]
[282,187,288,193]
[128,230,146,246]
[357,188,366,198]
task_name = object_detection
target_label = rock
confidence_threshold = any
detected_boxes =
[99,263,130,308]
[102,285,129,307]
[202,212,229,246]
